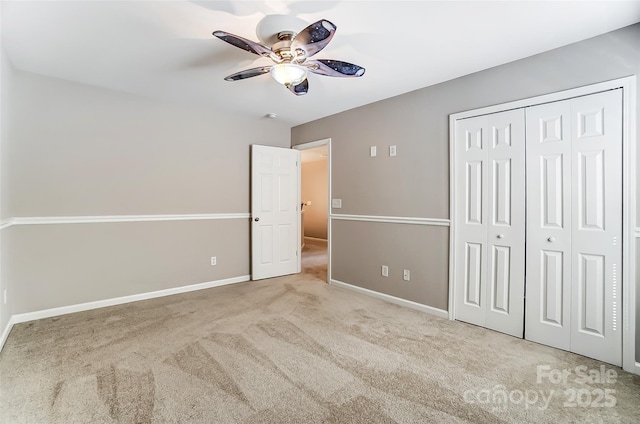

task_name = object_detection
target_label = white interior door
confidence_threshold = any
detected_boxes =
[525,89,622,365]
[454,108,526,337]
[251,145,300,280]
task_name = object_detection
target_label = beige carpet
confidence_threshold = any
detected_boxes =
[1,245,639,423]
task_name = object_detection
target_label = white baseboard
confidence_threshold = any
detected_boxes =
[0,316,16,353]
[0,275,250,352]
[330,279,449,319]
[304,236,328,243]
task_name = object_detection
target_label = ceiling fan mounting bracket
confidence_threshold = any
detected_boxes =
[276,31,296,41]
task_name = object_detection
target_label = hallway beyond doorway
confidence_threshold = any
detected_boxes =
[301,238,327,282]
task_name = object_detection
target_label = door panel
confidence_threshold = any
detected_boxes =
[525,100,572,350]
[541,250,564,326]
[455,117,488,326]
[491,245,511,313]
[465,242,483,306]
[578,253,605,335]
[526,89,622,365]
[570,89,622,365]
[541,154,565,228]
[455,109,525,337]
[467,161,483,224]
[251,145,300,280]
[493,159,511,226]
[485,109,525,337]
[578,150,605,230]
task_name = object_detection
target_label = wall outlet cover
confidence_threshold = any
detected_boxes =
[210,257,217,266]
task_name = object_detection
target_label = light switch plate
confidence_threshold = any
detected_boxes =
[370,146,377,157]
[332,199,342,208]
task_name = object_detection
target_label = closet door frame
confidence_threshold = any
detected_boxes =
[448,76,637,375]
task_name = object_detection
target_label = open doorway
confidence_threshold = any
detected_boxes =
[295,139,330,282]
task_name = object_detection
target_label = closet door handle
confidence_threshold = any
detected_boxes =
[496,234,504,239]
[547,236,555,242]
[254,217,260,222]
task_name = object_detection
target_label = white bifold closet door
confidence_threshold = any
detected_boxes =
[454,109,526,338]
[525,89,622,366]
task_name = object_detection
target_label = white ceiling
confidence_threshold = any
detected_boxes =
[3,1,640,127]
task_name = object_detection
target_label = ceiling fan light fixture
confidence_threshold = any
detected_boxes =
[270,63,307,87]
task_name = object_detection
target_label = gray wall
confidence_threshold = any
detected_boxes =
[10,220,249,313]
[292,24,640,359]
[1,69,289,321]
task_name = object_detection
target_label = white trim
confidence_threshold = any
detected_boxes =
[295,138,332,283]
[331,214,450,226]
[448,113,457,319]
[452,78,634,120]
[0,213,249,228]
[622,76,637,374]
[0,316,16,353]
[449,76,637,374]
[330,279,448,319]
[293,139,331,151]
[10,275,250,326]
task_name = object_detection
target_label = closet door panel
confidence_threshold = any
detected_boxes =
[525,100,572,350]
[485,109,526,337]
[570,89,622,366]
[455,116,489,327]
[455,110,525,337]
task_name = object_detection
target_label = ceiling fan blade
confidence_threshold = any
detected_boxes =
[288,78,308,96]
[213,31,273,57]
[305,60,365,77]
[291,20,336,57]
[224,66,272,81]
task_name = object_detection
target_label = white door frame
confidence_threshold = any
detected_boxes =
[293,138,332,282]
[448,76,637,374]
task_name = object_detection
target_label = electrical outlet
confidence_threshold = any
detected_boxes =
[3,289,6,305]
[381,265,389,277]
[210,257,217,266]
[403,269,411,281]
[390,145,397,156]
[331,199,342,208]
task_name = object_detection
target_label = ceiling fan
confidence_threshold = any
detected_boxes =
[213,19,365,96]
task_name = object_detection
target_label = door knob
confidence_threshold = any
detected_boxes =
[496,234,504,239]
[254,217,260,222]
[547,236,555,242]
